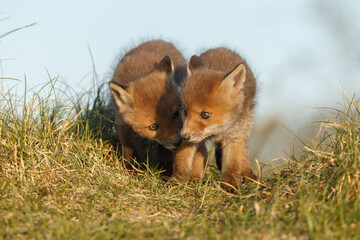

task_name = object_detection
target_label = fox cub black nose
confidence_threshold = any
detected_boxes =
[173,137,182,147]
[181,134,190,141]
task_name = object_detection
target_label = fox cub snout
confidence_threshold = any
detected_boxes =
[180,47,257,189]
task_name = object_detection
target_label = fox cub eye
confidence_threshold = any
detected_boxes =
[148,124,159,131]
[183,109,188,117]
[200,112,212,119]
[172,110,180,119]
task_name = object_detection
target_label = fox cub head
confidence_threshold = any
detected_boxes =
[109,56,182,150]
[180,56,247,143]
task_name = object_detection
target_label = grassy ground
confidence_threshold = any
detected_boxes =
[0,80,359,240]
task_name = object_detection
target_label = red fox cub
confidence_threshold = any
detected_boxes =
[180,47,257,189]
[109,40,207,179]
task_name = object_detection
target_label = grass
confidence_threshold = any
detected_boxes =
[0,78,359,240]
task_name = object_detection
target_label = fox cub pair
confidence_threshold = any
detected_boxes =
[109,40,256,189]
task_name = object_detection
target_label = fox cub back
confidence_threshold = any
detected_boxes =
[109,40,186,167]
[180,47,256,189]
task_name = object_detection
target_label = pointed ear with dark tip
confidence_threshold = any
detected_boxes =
[109,81,134,109]
[157,55,174,74]
[158,56,177,91]
[221,63,246,92]
[187,55,204,75]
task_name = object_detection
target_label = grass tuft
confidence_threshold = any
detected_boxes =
[1,79,359,239]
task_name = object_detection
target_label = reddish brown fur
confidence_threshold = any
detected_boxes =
[180,47,256,189]
[109,40,207,179]
[113,40,186,85]
[110,40,185,155]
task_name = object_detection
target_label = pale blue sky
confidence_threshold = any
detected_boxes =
[1,0,360,159]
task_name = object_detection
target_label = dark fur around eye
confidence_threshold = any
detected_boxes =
[172,110,180,119]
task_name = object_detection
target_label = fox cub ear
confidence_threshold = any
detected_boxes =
[157,55,174,74]
[158,56,177,90]
[187,55,204,75]
[221,63,246,91]
[109,82,134,108]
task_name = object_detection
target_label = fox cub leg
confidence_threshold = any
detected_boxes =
[172,142,207,181]
[220,139,255,189]
[191,142,208,179]
[157,145,175,177]
[116,123,143,168]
